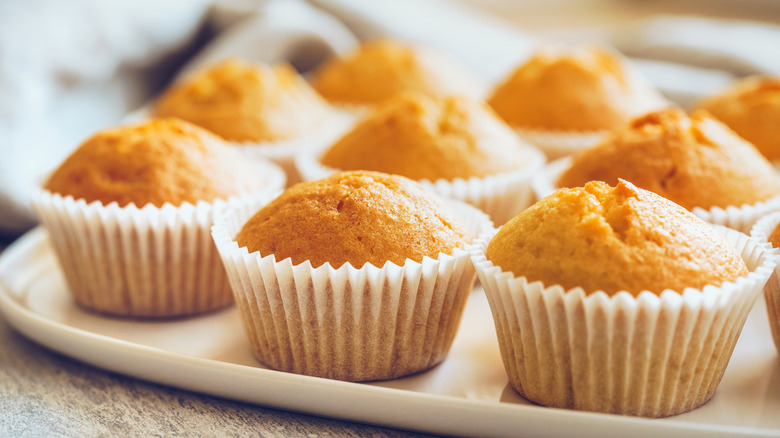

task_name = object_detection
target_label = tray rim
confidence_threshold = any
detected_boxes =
[0,227,777,438]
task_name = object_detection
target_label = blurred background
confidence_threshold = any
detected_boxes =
[2,0,780,237]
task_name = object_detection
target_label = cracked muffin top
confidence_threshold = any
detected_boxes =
[44,118,276,208]
[556,107,780,210]
[694,76,780,161]
[487,44,667,131]
[235,170,470,268]
[152,58,334,143]
[486,180,748,295]
[319,92,531,181]
[309,39,483,106]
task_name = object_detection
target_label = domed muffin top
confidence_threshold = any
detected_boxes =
[44,118,275,207]
[694,76,780,161]
[487,44,667,131]
[486,179,748,295]
[309,39,483,106]
[153,58,333,142]
[557,107,780,210]
[235,171,471,268]
[319,92,530,181]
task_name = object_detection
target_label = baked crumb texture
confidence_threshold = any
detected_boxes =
[320,92,528,180]
[44,118,271,208]
[236,170,470,268]
[310,39,483,106]
[557,107,780,210]
[153,59,333,142]
[488,44,667,131]
[695,76,780,161]
[486,179,748,295]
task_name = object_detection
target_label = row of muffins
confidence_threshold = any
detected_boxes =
[30,37,780,421]
[35,134,777,418]
[149,39,780,228]
[143,40,674,225]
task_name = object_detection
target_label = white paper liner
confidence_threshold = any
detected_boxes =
[31,185,283,318]
[514,127,607,161]
[470,226,774,417]
[750,212,780,354]
[211,198,495,381]
[535,156,780,233]
[691,197,780,234]
[295,146,546,225]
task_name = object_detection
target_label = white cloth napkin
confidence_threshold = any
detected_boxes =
[0,0,212,234]
[2,0,780,237]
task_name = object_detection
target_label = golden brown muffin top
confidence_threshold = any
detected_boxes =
[152,58,333,143]
[556,108,780,210]
[486,180,748,295]
[319,92,530,181]
[487,44,667,131]
[694,76,780,161]
[44,118,272,208]
[235,171,470,268]
[309,39,483,106]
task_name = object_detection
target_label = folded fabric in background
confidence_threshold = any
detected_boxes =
[2,0,780,236]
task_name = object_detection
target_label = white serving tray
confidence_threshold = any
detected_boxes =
[1,228,778,438]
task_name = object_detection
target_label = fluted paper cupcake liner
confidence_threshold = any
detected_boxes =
[692,198,780,234]
[471,226,774,417]
[514,127,607,161]
[32,183,284,318]
[534,156,780,233]
[295,146,546,225]
[750,212,780,354]
[212,198,494,381]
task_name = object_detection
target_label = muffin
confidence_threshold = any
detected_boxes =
[309,39,484,108]
[152,58,345,183]
[472,179,774,417]
[153,58,333,143]
[211,171,494,381]
[487,44,668,158]
[297,92,545,224]
[544,108,780,232]
[750,212,780,355]
[694,76,780,161]
[33,118,286,317]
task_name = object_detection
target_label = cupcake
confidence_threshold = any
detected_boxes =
[152,58,346,183]
[296,92,545,224]
[539,107,780,232]
[33,118,286,317]
[472,179,774,417]
[211,171,494,381]
[309,39,484,110]
[694,76,780,162]
[487,44,668,159]
[750,212,780,355]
